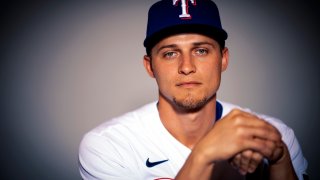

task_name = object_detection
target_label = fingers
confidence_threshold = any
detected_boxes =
[230,150,264,175]
[229,109,282,142]
[239,150,254,174]
[229,153,241,170]
[247,151,263,173]
[242,137,278,158]
[230,110,285,164]
[225,109,282,153]
[197,109,283,164]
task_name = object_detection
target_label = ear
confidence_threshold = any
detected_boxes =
[221,47,229,72]
[143,55,155,78]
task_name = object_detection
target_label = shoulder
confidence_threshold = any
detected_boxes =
[79,101,158,179]
[79,101,158,153]
[80,101,158,148]
[87,101,158,137]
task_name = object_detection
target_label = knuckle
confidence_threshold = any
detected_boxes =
[234,117,243,125]
[263,148,273,157]
[231,108,241,114]
[252,152,263,161]
[235,128,245,137]
[230,109,245,118]
[235,153,242,160]
[242,150,253,158]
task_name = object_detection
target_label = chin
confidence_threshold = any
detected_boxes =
[173,96,209,112]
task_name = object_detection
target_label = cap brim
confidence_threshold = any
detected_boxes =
[143,24,228,50]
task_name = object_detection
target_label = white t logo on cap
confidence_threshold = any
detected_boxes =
[173,0,196,19]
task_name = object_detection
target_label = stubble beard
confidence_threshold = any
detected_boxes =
[173,92,212,112]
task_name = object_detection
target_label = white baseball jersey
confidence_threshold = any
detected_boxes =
[79,101,308,179]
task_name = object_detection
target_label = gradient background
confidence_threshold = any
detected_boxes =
[1,0,319,179]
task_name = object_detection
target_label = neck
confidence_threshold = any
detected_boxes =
[157,95,217,149]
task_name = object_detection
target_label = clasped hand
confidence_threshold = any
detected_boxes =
[193,109,286,175]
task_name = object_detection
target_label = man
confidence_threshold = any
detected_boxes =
[79,0,308,179]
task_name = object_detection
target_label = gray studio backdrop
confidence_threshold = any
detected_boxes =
[2,0,319,179]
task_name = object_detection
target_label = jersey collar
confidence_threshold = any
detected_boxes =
[216,101,223,121]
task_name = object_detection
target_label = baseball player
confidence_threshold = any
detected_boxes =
[79,0,308,179]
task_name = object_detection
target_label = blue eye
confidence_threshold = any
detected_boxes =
[195,48,208,55]
[164,51,177,58]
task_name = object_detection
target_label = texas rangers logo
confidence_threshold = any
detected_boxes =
[173,0,196,19]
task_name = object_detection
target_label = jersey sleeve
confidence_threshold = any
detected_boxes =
[281,126,308,180]
[78,132,139,180]
[260,115,308,180]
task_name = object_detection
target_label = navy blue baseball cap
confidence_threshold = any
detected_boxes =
[144,0,228,54]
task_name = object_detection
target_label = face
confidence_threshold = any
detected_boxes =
[144,33,229,111]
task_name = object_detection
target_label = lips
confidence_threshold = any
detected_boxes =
[176,81,202,88]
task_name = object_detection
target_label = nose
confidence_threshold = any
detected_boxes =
[178,54,196,75]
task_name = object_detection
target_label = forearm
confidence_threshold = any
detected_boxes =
[175,151,214,180]
[269,146,298,180]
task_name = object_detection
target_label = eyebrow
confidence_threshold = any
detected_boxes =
[156,41,216,54]
[156,44,178,54]
[193,41,215,47]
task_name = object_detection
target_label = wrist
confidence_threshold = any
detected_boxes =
[176,149,215,180]
[269,144,288,165]
[190,147,212,167]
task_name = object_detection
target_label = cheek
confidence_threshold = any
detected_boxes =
[153,68,173,89]
[202,63,222,87]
